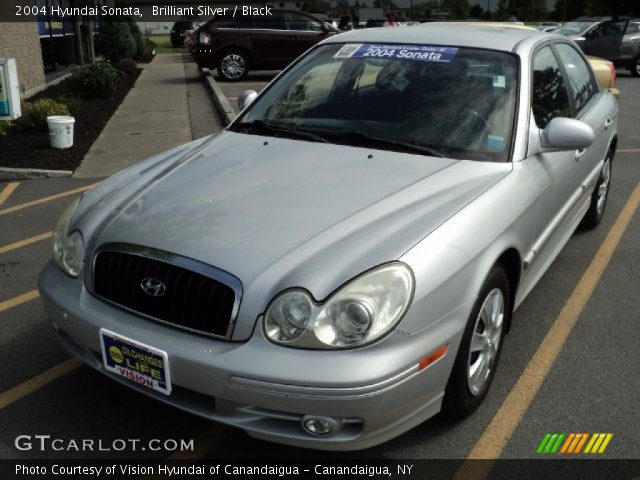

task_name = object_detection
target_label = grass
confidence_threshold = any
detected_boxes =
[146,34,183,54]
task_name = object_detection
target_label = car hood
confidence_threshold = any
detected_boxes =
[79,131,511,340]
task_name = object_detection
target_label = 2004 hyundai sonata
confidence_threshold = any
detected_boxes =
[39,24,618,450]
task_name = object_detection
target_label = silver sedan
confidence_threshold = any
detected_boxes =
[39,24,618,450]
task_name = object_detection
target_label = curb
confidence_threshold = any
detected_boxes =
[201,68,236,125]
[0,167,73,181]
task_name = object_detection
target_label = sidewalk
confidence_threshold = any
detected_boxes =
[74,53,222,178]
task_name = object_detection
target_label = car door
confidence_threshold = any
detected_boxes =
[283,12,332,60]
[584,20,627,62]
[251,12,291,69]
[552,42,610,186]
[522,45,585,272]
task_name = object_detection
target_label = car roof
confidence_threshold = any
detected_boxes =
[323,23,544,52]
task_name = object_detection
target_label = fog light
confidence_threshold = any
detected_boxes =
[302,416,335,436]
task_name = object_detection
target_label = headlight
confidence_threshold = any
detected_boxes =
[52,198,84,277]
[264,263,414,349]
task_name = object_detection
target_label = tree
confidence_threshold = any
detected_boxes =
[495,0,509,19]
[470,3,484,18]
[442,0,470,18]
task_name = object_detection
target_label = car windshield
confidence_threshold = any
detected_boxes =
[234,43,518,162]
[554,21,594,36]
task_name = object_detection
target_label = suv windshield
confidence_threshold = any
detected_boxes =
[234,43,518,162]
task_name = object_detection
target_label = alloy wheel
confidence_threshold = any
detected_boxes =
[221,54,246,80]
[467,288,504,396]
[596,157,611,217]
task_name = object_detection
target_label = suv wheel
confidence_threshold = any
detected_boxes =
[218,50,249,81]
[631,55,640,77]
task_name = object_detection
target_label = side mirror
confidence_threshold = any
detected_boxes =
[542,117,594,150]
[237,90,258,111]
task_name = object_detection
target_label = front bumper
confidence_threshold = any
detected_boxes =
[38,261,468,450]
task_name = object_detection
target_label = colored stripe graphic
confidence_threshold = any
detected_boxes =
[537,433,612,454]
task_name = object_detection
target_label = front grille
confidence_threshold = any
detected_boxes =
[91,245,239,338]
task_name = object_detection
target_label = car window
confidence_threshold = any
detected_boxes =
[589,21,626,38]
[240,44,519,162]
[285,12,323,31]
[254,12,287,30]
[554,44,597,113]
[532,46,572,129]
[627,22,640,34]
[216,15,254,28]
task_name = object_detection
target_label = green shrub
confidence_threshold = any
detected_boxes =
[137,38,156,63]
[54,93,83,116]
[116,58,138,75]
[97,17,136,63]
[125,18,145,60]
[0,120,14,136]
[16,99,69,132]
[74,61,117,97]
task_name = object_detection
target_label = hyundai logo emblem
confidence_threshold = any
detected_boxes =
[140,277,167,297]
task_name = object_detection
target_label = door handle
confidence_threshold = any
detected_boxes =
[604,117,613,129]
[575,148,586,160]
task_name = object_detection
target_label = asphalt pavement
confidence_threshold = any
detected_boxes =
[0,75,638,464]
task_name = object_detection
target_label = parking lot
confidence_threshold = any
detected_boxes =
[1,72,639,464]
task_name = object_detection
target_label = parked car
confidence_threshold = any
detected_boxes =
[536,21,561,31]
[40,24,618,451]
[170,20,196,48]
[193,10,339,81]
[554,17,640,76]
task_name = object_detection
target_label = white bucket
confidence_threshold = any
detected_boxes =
[47,115,75,149]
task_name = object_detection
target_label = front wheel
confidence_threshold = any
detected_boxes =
[630,56,640,77]
[442,264,510,419]
[581,152,612,230]
[217,50,249,81]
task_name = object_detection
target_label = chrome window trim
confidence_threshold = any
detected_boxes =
[88,243,243,340]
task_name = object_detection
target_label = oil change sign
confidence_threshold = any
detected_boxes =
[334,44,458,63]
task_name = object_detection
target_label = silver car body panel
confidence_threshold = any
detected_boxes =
[39,25,618,450]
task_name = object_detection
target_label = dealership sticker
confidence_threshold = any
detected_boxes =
[334,44,458,63]
[487,135,505,149]
[493,75,506,88]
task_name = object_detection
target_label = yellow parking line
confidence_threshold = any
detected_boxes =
[455,181,640,478]
[0,290,40,313]
[0,182,19,207]
[0,183,98,217]
[0,231,53,255]
[0,358,81,409]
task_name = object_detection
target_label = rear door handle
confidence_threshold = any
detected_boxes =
[604,117,613,128]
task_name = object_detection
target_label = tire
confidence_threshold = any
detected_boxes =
[217,50,249,82]
[630,56,640,77]
[442,264,510,419]
[580,150,613,230]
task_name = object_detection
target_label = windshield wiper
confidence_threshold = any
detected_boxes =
[231,120,330,144]
[332,130,446,158]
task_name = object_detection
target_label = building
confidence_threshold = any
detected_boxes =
[0,0,111,99]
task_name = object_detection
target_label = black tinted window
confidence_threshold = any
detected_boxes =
[254,12,286,29]
[217,15,254,28]
[554,44,597,113]
[532,46,572,129]
[284,12,323,31]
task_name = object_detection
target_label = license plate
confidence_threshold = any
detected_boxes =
[100,329,172,395]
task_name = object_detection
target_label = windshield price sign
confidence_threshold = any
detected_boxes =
[334,44,459,63]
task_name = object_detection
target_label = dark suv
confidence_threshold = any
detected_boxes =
[194,10,338,81]
[555,17,640,76]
